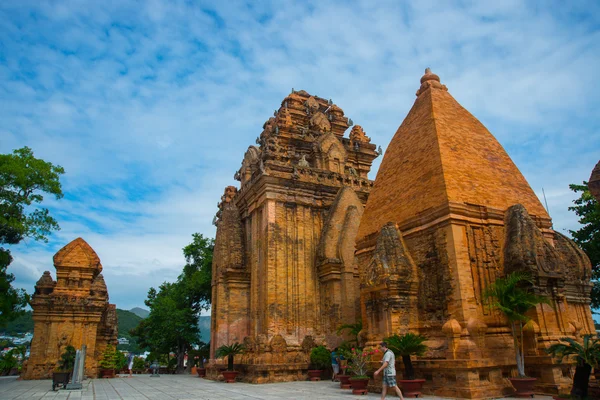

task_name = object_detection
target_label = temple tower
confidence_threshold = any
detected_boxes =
[23,238,117,379]
[356,70,594,398]
[210,90,378,382]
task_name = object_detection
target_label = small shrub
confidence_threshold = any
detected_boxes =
[309,346,330,370]
[57,345,76,372]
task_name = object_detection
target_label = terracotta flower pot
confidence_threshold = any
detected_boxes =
[307,369,322,381]
[509,377,537,398]
[398,379,426,398]
[338,374,351,389]
[349,377,369,395]
[197,367,206,377]
[222,370,239,383]
[191,366,197,375]
[100,368,115,379]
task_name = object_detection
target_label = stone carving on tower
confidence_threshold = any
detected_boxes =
[355,69,595,398]
[209,90,378,382]
[23,238,117,379]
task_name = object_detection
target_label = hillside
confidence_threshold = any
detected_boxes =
[198,316,210,343]
[116,309,143,338]
[129,307,150,319]
[0,311,34,335]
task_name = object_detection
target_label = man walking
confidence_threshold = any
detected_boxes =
[374,342,404,400]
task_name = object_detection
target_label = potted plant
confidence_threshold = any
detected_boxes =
[99,344,118,378]
[386,333,428,397]
[132,357,146,374]
[546,334,600,399]
[52,345,76,390]
[0,348,20,376]
[337,342,353,389]
[483,271,550,397]
[308,345,330,381]
[115,350,127,375]
[215,342,245,383]
[347,346,378,395]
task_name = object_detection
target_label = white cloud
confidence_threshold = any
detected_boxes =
[1,0,599,310]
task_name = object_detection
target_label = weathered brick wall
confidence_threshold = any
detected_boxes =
[23,238,117,379]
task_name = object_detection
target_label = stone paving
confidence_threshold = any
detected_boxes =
[0,375,554,400]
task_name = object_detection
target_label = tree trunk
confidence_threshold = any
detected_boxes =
[570,363,591,399]
[402,355,414,380]
[228,354,234,371]
[512,322,526,377]
[176,341,186,374]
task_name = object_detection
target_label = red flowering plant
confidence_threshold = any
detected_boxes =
[348,347,379,380]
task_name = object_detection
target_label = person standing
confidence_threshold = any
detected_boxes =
[374,342,404,400]
[127,353,134,378]
[331,347,340,382]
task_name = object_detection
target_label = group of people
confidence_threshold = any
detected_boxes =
[330,342,405,400]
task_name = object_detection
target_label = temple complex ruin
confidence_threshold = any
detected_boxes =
[210,90,379,382]
[23,238,118,379]
[209,71,595,396]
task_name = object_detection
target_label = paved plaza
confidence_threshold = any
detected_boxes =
[0,375,554,400]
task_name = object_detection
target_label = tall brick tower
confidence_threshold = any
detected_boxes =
[356,69,594,398]
[210,90,379,382]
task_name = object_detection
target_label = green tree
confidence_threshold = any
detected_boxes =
[568,182,600,309]
[131,233,214,374]
[546,335,600,399]
[180,233,214,313]
[0,147,65,326]
[483,271,550,378]
[336,320,362,346]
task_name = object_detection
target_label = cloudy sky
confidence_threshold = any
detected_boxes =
[1,1,599,312]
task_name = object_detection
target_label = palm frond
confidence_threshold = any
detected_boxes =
[215,342,245,358]
[546,335,600,367]
[482,271,550,323]
[385,333,428,357]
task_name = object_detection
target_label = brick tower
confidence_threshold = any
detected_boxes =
[356,69,594,398]
[209,90,379,382]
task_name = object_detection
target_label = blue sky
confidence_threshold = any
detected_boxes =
[1,1,599,312]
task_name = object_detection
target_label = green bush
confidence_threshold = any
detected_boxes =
[309,346,330,370]
[115,351,127,371]
[132,357,145,371]
[99,345,118,370]
[56,345,76,372]
[0,350,18,375]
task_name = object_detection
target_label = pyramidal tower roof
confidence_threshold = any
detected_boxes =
[357,69,550,241]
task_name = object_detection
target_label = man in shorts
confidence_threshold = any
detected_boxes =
[374,342,404,400]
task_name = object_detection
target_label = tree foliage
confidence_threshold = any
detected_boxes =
[131,233,214,373]
[0,147,65,327]
[483,271,549,378]
[0,146,65,243]
[385,333,428,380]
[568,182,600,309]
[336,320,362,345]
[546,335,600,399]
[215,343,245,371]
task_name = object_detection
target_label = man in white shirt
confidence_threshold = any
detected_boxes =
[374,342,404,400]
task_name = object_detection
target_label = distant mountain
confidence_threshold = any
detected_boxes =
[129,307,150,319]
[198,316,210,343]
[116,309,143,338]
[0,311,33,335]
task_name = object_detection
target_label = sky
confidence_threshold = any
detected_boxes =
[1,1,599,313]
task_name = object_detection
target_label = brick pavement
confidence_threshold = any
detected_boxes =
[0,375,554,400]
